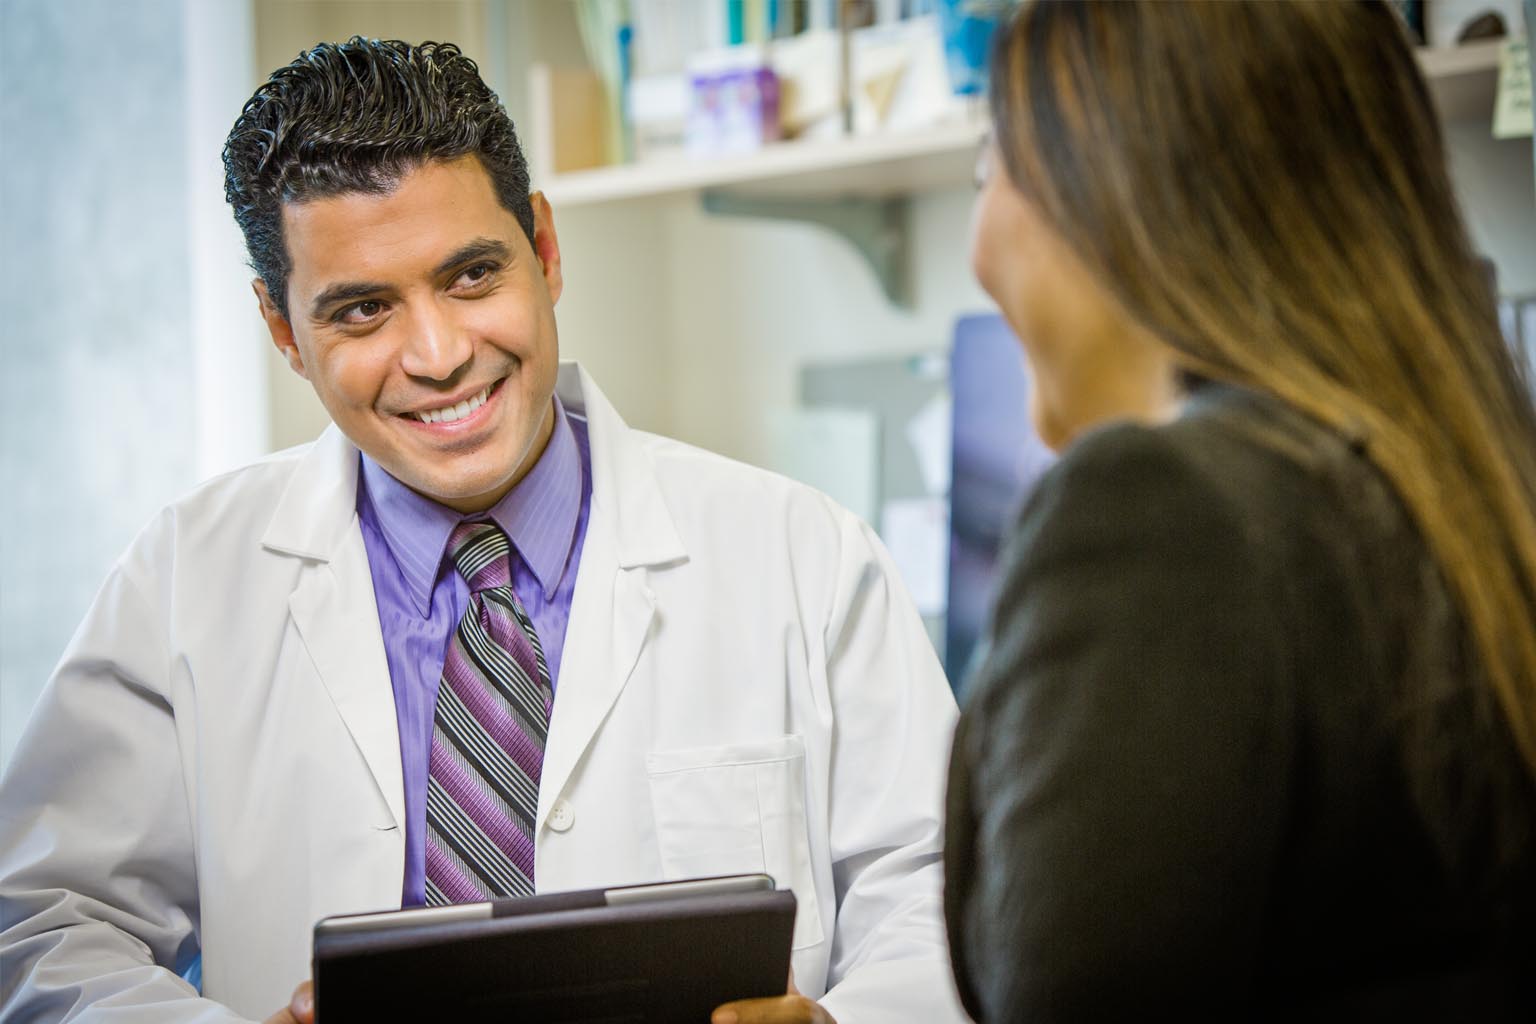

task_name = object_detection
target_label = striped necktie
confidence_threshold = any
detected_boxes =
[424,521,551,905]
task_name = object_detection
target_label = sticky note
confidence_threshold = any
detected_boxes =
[1493,38,1532,139]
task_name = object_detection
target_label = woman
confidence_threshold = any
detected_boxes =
[944,1,1536,1019]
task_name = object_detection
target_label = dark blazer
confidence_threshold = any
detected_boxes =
[944,384,1536,1021]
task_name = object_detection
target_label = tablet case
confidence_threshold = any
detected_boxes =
[313,885,797,1022]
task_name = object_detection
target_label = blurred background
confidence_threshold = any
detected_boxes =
[2,0,1533,769]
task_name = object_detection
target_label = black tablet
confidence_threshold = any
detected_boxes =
[313,875,796,1022]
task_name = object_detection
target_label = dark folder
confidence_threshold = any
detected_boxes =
[312,874,796,1022]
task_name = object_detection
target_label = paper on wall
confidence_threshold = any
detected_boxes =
[768,407,881,527]
[905,391,953,496]
[880,496,950,617]
[1494,38,1533,140]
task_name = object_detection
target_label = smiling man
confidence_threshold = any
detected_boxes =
[0,39,964,1024]
[259,159,562,516]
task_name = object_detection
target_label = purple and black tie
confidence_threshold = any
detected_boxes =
[424,521,551,905]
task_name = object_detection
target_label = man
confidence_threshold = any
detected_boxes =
[0,38,963,1024]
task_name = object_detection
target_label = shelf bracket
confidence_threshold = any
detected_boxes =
[700,191,912,308]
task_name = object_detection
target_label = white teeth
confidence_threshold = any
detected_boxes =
[414,384,491,424]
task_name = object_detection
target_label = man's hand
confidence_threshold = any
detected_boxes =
[710,995,833,1024]
[262,977,835,1024]
[262,981,314,1024]
[711,973,835,1024]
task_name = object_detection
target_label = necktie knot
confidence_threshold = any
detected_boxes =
[448,521,511,593]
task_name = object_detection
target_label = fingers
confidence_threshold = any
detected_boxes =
[290,980,315,1024]
[711,994,830,1024]
[259,981,313,1024]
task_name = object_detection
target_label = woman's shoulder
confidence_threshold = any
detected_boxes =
[1032,382,1397,556]
[1063,381,1356,486]
[996,382,1425,716]
[981,385,1329,719]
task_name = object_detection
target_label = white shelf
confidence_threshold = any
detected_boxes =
[541,116,984,207]
[541,43,1505,209]
[1418,38,1504,120]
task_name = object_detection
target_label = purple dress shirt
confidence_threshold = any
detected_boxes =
[356,396,592,906]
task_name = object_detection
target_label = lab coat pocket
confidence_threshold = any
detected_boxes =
[645,734,825,950]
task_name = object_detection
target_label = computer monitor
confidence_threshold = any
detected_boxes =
[946,314,1056,691]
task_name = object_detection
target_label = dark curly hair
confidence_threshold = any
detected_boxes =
[223,37,534,319]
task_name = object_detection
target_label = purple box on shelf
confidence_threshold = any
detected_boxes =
[688,62,780,157]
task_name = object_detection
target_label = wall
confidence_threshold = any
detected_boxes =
[1445,124,1536,295]
[549,202,675,434]
[657,187,990,468]
[1,0,200,765]
[188,0,269,482]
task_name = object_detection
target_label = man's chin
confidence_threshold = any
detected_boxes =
[411,482,494,512]
[410,476,509,514]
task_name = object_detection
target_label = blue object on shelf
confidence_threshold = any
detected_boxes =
[618,23,634,163]
[728,0,745,44]
[937,0,1014,96]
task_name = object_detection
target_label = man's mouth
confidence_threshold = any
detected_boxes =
[406,380,500,424]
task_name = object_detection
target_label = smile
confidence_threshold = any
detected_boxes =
[408,382,496,424]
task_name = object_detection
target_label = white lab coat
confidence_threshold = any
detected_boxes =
[0,364,966,1022]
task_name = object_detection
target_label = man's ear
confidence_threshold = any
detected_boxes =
[528,191,563,306]
[253,279,307,380]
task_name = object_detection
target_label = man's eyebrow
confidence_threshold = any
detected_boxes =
[309,281,389,320]
[306,239,514,320]
[435,238,513,276]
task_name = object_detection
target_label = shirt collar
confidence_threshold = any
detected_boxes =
[358,395,585,616]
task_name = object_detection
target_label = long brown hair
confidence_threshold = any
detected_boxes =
[990,0,1536,780]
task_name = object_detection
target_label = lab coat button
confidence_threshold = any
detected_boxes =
[549,800,575,832]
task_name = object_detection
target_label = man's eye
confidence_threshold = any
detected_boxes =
[339,300,384,323]
[458,263,497,287]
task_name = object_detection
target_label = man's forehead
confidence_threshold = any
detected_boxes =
[279,158,519,289]
[280,156,502,231]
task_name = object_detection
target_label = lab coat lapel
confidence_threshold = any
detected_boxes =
[262,426,406,833]
[538,520,656,832]
[538,365,685,832]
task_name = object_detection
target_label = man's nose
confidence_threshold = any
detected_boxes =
[400,302,472,381]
